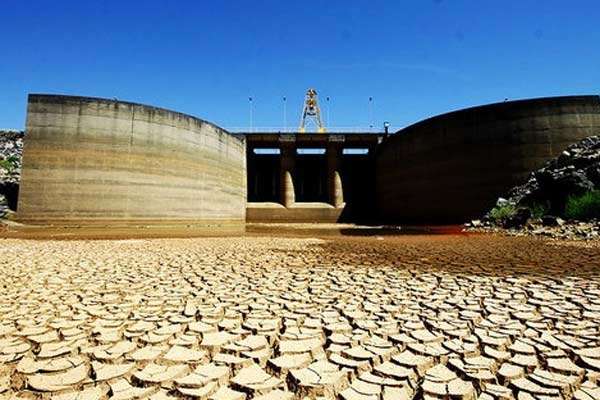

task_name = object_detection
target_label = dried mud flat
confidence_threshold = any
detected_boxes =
[0,234,599,400]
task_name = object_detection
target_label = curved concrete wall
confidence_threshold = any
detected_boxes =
[376,95,600,223]
[18,94,246,224]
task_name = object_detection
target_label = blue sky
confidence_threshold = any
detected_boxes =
[1,1,599,132]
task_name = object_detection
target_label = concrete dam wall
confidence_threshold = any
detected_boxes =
[15,93,600,226]
[375,95,600,223]
[17,94,246,224]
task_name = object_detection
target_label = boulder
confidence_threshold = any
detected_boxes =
[541,215,565,227]
[496,197,510,207]
[586,165,600,186]
[502,207,531,229]
[0,194,8,218]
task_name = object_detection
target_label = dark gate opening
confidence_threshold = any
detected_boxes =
[295,153,327,202]
[247,152,280,202]
[340,151,375,222]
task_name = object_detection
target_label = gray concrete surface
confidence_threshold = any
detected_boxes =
[375,95,600,223]
[17,95,246,225]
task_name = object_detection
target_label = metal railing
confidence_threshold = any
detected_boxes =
[226,126,392,134]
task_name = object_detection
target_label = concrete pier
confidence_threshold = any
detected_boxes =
[279,138,296,208]
[327,139,344,208]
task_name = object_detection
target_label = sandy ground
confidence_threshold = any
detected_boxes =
[1,233,599,399]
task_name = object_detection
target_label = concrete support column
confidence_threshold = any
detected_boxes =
[279,141,296,208]
[327,141,344,208]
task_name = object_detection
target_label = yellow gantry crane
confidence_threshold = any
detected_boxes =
[299,88,326,133]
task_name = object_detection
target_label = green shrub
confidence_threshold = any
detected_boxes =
[564,190,600,220]
[489,203,516,222]
[0,155,18,173]
[529,201,549,219]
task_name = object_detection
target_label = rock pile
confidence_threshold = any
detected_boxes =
[0,194,8,219]
[470,217,600,240]
[468,136,600,240]
[0,130,24,216]
[506,136,600,212]
[0,130,23,185]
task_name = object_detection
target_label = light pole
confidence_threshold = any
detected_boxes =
[326,96,330,129]
[248,97,253,133]
[383,121,390,135]
[283,96,287,133]
[368,96,373,132]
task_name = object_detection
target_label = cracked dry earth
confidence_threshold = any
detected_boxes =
[0,235,600,400]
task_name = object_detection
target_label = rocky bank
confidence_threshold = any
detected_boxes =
[0,130,23,217]
[468,135,600,240]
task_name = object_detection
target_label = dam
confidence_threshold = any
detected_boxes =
[15,93,600,226]
[242,132,382,223]
[4,95,600,400]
